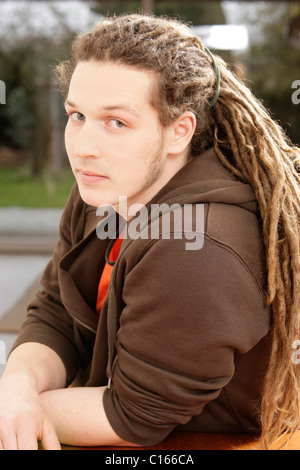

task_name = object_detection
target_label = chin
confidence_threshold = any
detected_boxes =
[78,185,119,209]
[77,186,102,207]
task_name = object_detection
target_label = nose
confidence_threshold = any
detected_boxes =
[70,120,102,159]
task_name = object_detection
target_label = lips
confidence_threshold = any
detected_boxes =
[77,169,108,184]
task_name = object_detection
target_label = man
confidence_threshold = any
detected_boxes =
[0,14,299,450]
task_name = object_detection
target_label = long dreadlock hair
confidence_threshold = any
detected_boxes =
[56,13,300,449]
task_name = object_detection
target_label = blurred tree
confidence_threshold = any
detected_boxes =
[246,2,300,145]
[0,1,98,177]
[0,40,68,177]
[91,0,225,24]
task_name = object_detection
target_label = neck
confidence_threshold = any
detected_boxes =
[114,151,190,220]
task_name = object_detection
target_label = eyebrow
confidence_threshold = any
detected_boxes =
[64,99,76,108]
[64,99,140,118]
[103,104,140,118]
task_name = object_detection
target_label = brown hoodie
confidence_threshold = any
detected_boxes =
[13,148,271,446]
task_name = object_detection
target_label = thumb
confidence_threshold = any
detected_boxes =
[40,419,61,450]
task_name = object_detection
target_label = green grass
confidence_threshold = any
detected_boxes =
[0,167,75,208]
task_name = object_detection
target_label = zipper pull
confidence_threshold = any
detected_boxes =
[108,377,112,389]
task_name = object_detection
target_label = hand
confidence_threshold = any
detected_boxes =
[0,373,61,450]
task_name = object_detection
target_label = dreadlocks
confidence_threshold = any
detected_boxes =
[56,14,300,449]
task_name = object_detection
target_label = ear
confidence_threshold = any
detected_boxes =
[167,112,196,155]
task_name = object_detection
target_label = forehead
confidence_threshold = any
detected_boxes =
[67,60,158,111]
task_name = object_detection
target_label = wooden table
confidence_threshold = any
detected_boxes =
[62,430,300,451]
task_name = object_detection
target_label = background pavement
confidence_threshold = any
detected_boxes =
[0,207,63,254]
[0,207,62,375]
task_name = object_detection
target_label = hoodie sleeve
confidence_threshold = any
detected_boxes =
[103,235,270,446]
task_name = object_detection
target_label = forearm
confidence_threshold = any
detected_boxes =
[41,386,139,448]
[1,344,137,448]
[3,342,67,393]
[0,343,66,450]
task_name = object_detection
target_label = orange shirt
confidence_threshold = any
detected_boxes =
[96,237,123,316]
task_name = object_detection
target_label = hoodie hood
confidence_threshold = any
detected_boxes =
[104,148,258,260]
[148,147,257,213]
[104,147,258,266]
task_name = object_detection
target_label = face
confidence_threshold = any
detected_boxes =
[64,61,179,215]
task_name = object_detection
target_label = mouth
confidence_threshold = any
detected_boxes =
[77,169,108,184]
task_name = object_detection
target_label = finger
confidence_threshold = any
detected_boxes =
[40,420,61,450]
[2,433,18,451]
[17,428,38,450]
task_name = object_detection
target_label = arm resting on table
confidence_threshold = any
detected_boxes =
[0,343,137,449]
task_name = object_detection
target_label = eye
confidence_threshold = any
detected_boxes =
[70,112,85,122]
[109,119,126,129]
